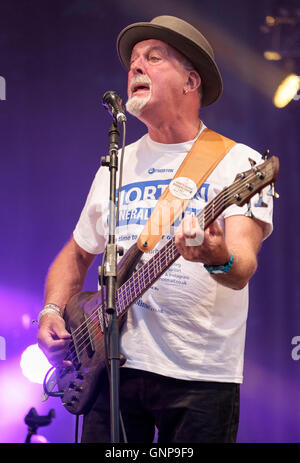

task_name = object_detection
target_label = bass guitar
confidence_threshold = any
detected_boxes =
[42,155,279,415]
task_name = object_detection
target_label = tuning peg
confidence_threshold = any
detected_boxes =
[248,158,257,167]
[254,191,268,207]
[245,202,254,218]
[267,182,280,199]
[263,149,270,160]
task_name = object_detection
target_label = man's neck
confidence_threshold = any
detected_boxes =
[145,116,202,144]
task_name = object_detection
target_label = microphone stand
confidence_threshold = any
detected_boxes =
[101,119,122,443]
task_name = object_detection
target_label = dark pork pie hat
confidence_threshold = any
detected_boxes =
[117,15,223,106]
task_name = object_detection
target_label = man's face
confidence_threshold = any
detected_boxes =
[126,39,190,119]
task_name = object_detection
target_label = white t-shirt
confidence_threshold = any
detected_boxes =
[73,123,273,384]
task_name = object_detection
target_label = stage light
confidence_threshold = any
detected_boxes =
[30,434,50,443]
[20,344,52,384]
[273,73,300,108]
[260,4,300,108]
[265,16,276,27]
[0,336,6,360]
[264,51,282,61]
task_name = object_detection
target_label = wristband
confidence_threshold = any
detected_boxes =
[204,252,234,275]
[43,303,63,315]
[38,308,63,324]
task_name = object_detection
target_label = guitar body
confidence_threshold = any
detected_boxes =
[56,291,106,415]
[56,243,143,415]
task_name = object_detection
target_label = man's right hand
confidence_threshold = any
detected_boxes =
[37,237,96,367]
[37,313,72,367]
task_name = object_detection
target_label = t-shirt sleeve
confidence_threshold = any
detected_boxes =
[220,143,274,240]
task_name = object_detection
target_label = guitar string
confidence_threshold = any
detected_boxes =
[62,163,274,363]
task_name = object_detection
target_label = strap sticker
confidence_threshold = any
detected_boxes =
[169,177,197,200]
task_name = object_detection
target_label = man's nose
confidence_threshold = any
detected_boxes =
[130,56,146,75]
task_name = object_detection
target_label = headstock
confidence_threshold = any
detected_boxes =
[228,154,279,209]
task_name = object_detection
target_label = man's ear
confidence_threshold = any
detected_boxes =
[186,70,201,92]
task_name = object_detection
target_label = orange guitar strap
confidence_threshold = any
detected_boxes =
[137,128,236,252]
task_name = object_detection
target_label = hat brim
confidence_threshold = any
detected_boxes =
[117,22,223,107]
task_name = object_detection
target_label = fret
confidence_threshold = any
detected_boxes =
[150,252,161,280]
[131,275,138,299]
[132,274,141,298]
[121,279,132,306]
[144,262,151,287]
[135,269,143,293]
[158,249,163,274]
[202,189,227,229]
[94,307,106,333]
[134,275,140,296]
[115,294,124,318]
[154,251,161,279]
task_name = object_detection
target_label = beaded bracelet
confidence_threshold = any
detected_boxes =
[204,252,234,275]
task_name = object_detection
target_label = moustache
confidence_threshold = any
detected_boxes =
[128,75,152,98]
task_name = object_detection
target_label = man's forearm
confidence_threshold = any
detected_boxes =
[209,244,258,290]
[44,237,96,313]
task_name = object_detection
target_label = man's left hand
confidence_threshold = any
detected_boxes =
[174,215,231,265]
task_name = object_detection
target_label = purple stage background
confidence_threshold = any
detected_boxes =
[0,0,299,443]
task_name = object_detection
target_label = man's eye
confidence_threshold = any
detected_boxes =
[149,55,160,62]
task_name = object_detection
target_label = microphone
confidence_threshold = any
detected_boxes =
[102,91,127,123]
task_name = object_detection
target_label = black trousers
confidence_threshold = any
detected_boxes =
[81,367,240,443]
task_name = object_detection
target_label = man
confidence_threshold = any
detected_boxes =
[37,16,273,443]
